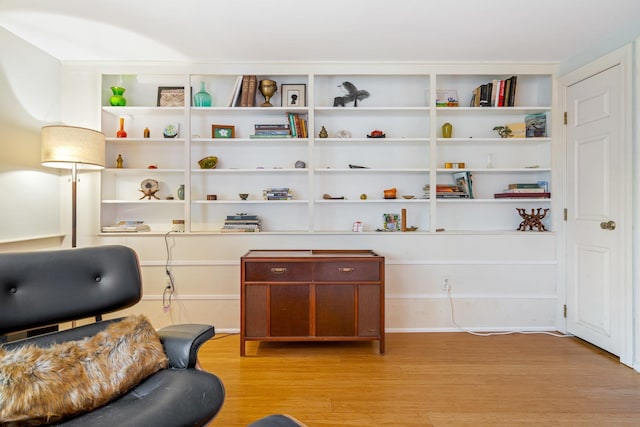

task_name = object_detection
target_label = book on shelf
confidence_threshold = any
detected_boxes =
[221,214,261,232]
[503,78,512,107]
[494,192,550,199]
[508,183,544,189]
[502,187,546,193]
[470,76,517,107]
[221,226,260,232]
[228,75,243,107]
[423,184,469,199]
[452,171,474,199]
[490,79,498,106]
[226,214,259,220]
[436,192,469,199]
[479,82,492,106]
[222,223,260,229]
[252,123,291,137]
[247,75,257,107]
[254,124,290,130]
[497,79,506,106]
[254,130,291,135]
[250,134,293,139]
[507,75,517,106]
[263,187,292,200]
[286,112,307,138]
[223,218,260,224]
[253,124,291,136]
[240,75,250,107]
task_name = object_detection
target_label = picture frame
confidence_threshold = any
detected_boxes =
[383,213,401,232]
[157,86,186,107]
[212,124,235,139]
[281,84,306,107]
[436,89,459,107]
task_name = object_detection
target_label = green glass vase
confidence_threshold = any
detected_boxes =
[109,86,127,106]
[194,81,212,107]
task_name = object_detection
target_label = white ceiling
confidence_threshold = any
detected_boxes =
[2,0,640,64]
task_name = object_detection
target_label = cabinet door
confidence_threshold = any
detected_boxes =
[358,284,381,337]
[270,285,310,337]
[315,284,356,336]
[244,284,268,338]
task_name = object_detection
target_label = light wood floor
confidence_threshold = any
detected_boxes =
[198,332,640,426]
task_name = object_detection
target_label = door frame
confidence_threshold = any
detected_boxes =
[557,44,634,368]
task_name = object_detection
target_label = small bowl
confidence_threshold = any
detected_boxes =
[198,156,218,169]
[402,195,415,199]
[383,188,397,199]
[239,193,249,200]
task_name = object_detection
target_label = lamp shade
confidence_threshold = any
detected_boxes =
[41,125,105,169]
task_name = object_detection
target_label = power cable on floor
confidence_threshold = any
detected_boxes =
[446,285,573,338]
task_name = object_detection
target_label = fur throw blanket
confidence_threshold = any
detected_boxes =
[0,315,168,426]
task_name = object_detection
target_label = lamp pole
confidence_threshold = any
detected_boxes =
[71,163,78,248]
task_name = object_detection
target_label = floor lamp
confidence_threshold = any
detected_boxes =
[41,125,105,248]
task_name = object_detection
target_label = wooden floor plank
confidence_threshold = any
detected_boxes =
[198,333,640,426]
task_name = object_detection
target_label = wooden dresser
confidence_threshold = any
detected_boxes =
[240,249,385,356]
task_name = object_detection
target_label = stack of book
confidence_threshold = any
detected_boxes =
[251,123,292,139]
[221,214,261,232]
[494,183,550,199]
[263,188,292,200]
[423,184,469,199]
[470,75,517,107]
[101,220,150,233]
[287,112,308,138]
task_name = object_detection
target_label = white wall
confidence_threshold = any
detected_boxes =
[558,22,640,75]
[0,27,63,247]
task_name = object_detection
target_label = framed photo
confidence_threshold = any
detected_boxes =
[436,89,459,107]
[383,213,401,232]
[212,125,235,139]
[157,86,185,107]
[281,84,306,107]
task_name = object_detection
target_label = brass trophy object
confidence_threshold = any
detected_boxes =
[258,79,277,107]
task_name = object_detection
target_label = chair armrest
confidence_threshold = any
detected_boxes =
[157,324,214,369]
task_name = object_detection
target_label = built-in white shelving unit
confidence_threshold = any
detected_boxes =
[99,68,554,234]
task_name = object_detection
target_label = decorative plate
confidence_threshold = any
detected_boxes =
[140,179,159,192]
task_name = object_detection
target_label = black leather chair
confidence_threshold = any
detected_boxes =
[0,245,225,426]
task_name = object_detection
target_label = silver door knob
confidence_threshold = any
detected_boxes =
[600,220,616,230]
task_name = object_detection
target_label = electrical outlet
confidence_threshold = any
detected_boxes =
[441,276,450,291]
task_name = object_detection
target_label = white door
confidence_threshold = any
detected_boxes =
[565,64,627,356]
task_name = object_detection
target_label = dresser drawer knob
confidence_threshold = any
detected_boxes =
[271,267,287,274]
[339,267,355,273]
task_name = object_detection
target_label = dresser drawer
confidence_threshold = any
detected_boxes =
[313,261,380,282]
[244,262,312,282]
